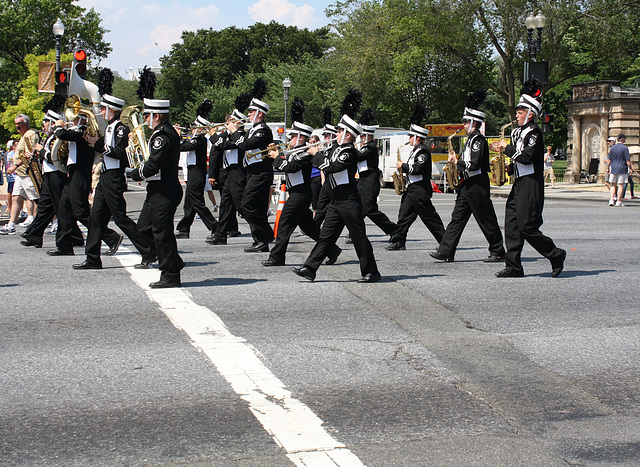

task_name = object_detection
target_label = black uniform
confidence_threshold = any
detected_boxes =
[436,130,504,259]
[312,141,338,229]
[208,130,244,243]
[53,125,120,254]
[303,142,378,276]
[357,140,396,236]
[132,122,185,283]
[267,146,341,264]
[176,132,218,235]
[502,121,564,274]
[84,118,153,265]
[23,128,83,247]
[230,120,274,245]
[389,142,445,247]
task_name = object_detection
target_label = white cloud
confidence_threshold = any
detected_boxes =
[248,0,315,26]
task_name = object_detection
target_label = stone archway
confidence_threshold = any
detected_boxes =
[583,123,602,171]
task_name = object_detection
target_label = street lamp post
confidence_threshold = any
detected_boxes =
[525,11,546,62]
[283,77,291,142]
[53,18,65,72]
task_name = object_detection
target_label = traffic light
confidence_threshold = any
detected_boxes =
[541,112,554,133]
[55,71,69,85]
[73,47,87,79]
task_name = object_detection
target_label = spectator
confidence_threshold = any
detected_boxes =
[606,133,635,207]
[544,145,555,188]
[1,115,39,235]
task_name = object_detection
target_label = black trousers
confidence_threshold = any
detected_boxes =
[24,171,82,245]
[304,193,378,276]
[85,170,153,264]
[310,175,322,211]
[390,181,444,246]
[504,175,563,273]
[358,171,396,235]
[176,166,218,233]
[438,175,504,258]
[242,170,274,243]
[269,191,340,264]
[216,166,243,239]
[137,189,184,278]
[56,167,119,252]
[313,183,331,229]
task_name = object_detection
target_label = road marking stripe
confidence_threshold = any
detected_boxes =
[116,249,365,467]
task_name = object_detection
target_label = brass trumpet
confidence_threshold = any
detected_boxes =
[246,141,290,162]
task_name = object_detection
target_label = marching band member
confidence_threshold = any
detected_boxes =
[490,79,566,278]
[74,93,153,269]
[293,115,380,283]
[387,109,445,251]
[21,109,78,247]
[47,113,121,256]
[227,94,274,252]
[356,113,397,239]
[312,122,338,229]
[175,100,219,240]
[430,89,505,263]
[262,121,341,267]
[1,114,39,235]
[131,98,185,288]
[206,110,246,245]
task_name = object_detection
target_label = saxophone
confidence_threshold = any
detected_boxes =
[392,142,409,195]
[490,120,516,186]
[443,128,463,190]
[18,130,43,197]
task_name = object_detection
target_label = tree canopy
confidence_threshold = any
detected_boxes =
[158,21,331,120]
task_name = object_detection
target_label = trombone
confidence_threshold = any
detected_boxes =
[245,137,338,162]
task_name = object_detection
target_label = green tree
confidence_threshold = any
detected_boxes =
[327,0,640,139]
[0,0,110,73]
[158,22,331,118]
[1,51,72,139]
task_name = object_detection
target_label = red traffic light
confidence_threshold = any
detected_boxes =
[534,88,542,98]
[74,49,86,61]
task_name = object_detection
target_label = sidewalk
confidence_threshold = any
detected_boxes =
[491,181,638,204]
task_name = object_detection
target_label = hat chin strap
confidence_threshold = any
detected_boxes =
[338,131,348,145]
[250,112,259,125]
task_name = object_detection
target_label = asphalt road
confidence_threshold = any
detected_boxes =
[1,183,639,466]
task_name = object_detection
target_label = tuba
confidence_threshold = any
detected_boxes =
[121,105,150,168]
[490,120,516,186]
[392,142,409,195]
[443,128,463,190]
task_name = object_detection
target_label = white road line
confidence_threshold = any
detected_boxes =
[116,249,365,467]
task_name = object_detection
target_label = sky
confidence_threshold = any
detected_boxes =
[76,0,333,79]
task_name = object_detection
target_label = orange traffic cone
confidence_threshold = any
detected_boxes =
[273,182,286,238]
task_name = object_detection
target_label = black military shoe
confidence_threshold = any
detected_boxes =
[292,266,316,281]
[244,242,269,253]
[134,255,157,269]
[262,258,285,267]
[175,231,190,239]
[325,247,342,265]
[551,249,566,278]
[385,242,406,251]
[205,236,227,245]
[357,272,381,283]
[228,229,241,237]
[149,278,181,288]
[20,239,42,248]
[73,260,102,270]
[495,268,524,278]
[105,234,124,256]
[430,251,454,262]
[483,254,505,263]
[47,248,74,256]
